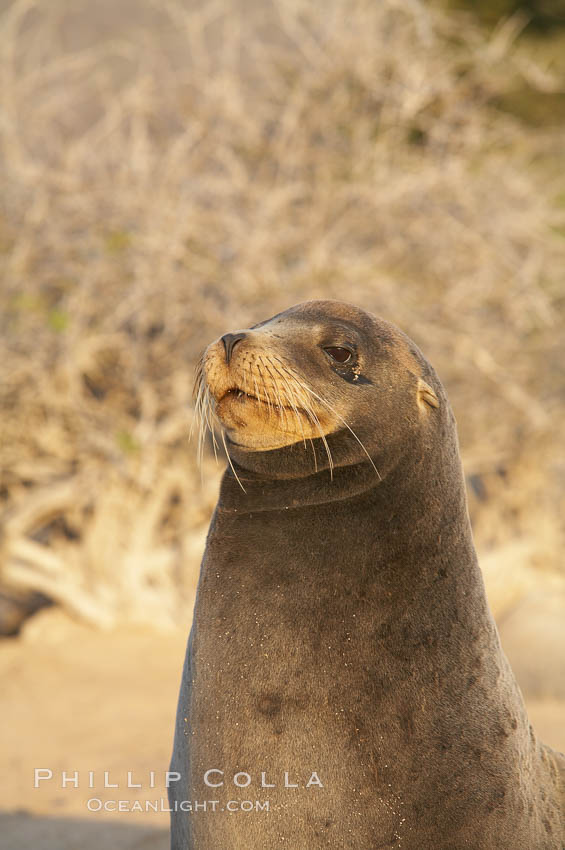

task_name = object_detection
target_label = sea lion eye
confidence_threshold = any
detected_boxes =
[324,346,353,364]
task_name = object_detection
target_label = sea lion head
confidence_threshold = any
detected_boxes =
[195,300,445,481]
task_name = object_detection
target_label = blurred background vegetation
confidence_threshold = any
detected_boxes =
[1,0,564,630]
[448,0,565,32]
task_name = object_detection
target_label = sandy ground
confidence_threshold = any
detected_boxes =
[0,592,564,850]
[0,612,183,850]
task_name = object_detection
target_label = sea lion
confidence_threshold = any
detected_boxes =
[169,300,564,849]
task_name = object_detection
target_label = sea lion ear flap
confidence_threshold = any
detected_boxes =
[417,378,439,411]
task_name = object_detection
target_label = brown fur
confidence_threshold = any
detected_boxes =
[170,300,565,849]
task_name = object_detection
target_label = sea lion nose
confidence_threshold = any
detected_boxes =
[221,332,247,365]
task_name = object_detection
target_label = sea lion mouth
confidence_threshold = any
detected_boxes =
[219,387,307,416]
[221,387,260,403]
[194,341,351,462]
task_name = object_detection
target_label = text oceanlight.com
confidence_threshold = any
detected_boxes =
[86,798,271,813]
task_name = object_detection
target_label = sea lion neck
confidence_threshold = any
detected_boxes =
[217,457,380,513]
[219,426,388,511]
[218,418,468,524]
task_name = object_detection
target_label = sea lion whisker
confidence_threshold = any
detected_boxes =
[302,383,381,480]
[206,390,220,463]
[267,358,312,421]
[190,370,205,443]
[192,364,221,470]
[194,382,206,463]
[254,361,273,417]
[270,359,334,474]
[198,392,212,483]
[255,360,279,423]
[261,358,288,426]
[261,359,281,420]
[264,360,304,439]
[200,388,219,466]
[285,372,377,480]
[268,359,320,451]
[192,354,204,396]
[197,394,208,468]
[270,356,320,461]
[252,372,265,413]
[308,436,318,472]
[272,367,309,449]
[306,408,334,476]
[221,428,246,492]
[287,384,334,473]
